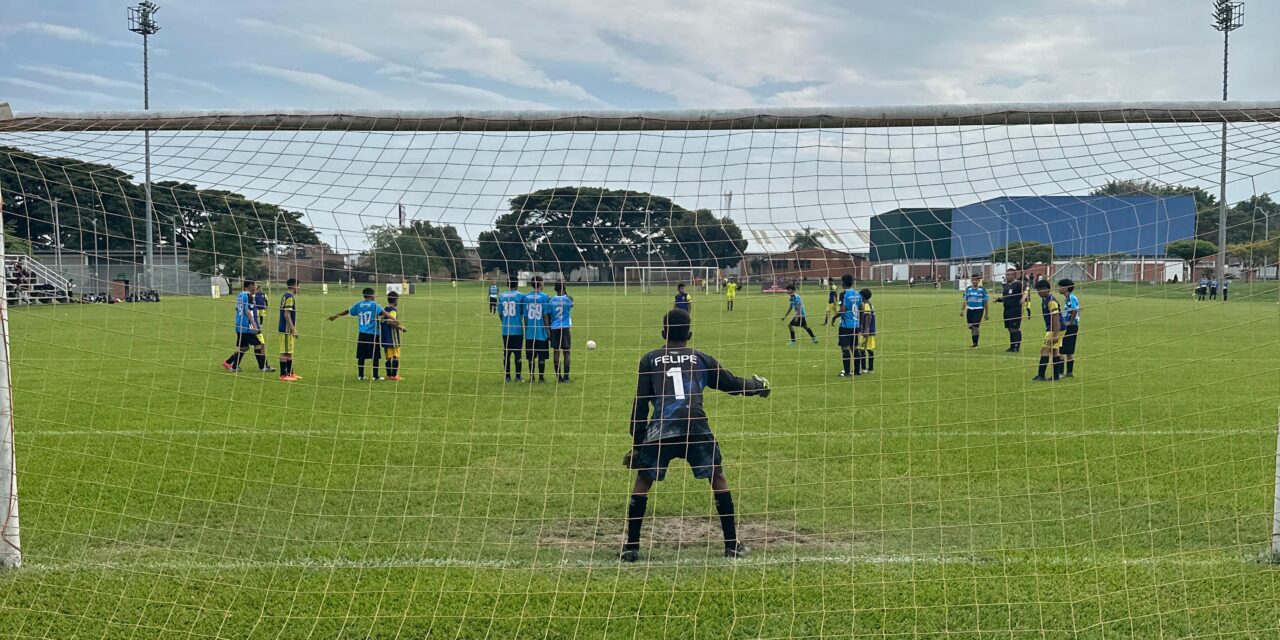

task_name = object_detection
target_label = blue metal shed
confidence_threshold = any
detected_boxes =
[948,195,1197,259]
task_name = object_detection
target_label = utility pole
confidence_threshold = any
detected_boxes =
[1212,0,1243,299]
[128,1,160,289]
[51,199,62,274]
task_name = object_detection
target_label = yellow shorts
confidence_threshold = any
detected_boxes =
[859,335,876,350]
[1043,332,1063,350]
[278,334,297,354]
[383,346,401,358]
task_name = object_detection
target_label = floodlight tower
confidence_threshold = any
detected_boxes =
[1211,0,1242,297]
[128,1,160,289]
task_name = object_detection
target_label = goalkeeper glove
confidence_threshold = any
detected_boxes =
[753,374,771,398]
[622,448,637,469]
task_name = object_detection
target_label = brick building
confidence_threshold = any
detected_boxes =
[743,247,870,283]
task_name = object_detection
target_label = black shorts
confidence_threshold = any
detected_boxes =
[632,436,722,481]
[356,332,379,359]
[489,297,497,308]
[789,316,809,328]
[525,338,549,359]
[838,326,858,348]
[1060,324,1079,355]
[966,309,985,327]
[549,328,572,350]
[236,332,263,349]
[503,333,524,352]
[1002,307,1022,331]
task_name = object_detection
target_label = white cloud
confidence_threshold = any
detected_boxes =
[238,18,380,63]
[242,63,393,105]
[154,71,227,95]
[19,65,142,91]
[0,77,128,104]
[9,21,133,48]
[406,15,607,106]
[385,76,552,110]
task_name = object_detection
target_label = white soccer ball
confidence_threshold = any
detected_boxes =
[586,340,598,351]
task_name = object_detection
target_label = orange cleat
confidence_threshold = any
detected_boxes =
[386,375,402,381]
[279,375,294,381]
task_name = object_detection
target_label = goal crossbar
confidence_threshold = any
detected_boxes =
[3,101,1279,133]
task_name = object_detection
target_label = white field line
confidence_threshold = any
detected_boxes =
[18,427,1273,439]
[16,552,1256,573]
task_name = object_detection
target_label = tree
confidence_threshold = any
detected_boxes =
[788,227,825,250]
[476,187,743,274]
[1165,239,1217,269]
[1,146,319,256]
[188,213,268,281]
[3,221,31,256]
[990,241,1053,270]
[356,221,473,280]
[664,208,748,268]
[1228,238,1279,272]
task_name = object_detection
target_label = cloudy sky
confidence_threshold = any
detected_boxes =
[2,0,1276,112]
[2,0,1278,252]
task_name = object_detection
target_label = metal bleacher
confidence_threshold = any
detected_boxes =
[4,256,71,305]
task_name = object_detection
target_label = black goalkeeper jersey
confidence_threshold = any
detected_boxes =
[630,347,767,445]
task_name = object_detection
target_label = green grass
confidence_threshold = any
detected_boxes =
[1,281,1278,638]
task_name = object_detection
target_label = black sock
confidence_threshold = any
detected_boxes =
[842,350,851,375]
[564,355,570,379]
[972,334,979,347]
[255,352,267,369]
[788,327,796,340]
[853,349,862,375]
[624,495,648,550]
[867,351,875,371]
[1067,360,1074,375]
[1037,356,1048,378]
[805,326,815,339]
[1053,357,1064,379]
[714,491,737,549]
[358,360,365,378]
[230,351,244,369]
[1013,331,1022,350]
[539,360,546,377]
[373,359,380,378]
[280,360,289,376]
[516,357,522,377]
[224,353,236,365]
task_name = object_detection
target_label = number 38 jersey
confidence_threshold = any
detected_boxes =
[631,347,765,444]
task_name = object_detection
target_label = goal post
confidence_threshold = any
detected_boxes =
[2,101,1280,633]
[624,266,719,295]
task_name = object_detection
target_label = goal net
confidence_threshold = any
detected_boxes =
[623,266,719,295]
[1,103,1279,638]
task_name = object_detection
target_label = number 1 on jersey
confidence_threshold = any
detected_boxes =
[666,367,686,401]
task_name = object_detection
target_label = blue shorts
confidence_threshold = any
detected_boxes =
[632,436,722,481]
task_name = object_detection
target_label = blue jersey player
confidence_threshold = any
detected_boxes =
[223,279,263,373]
[488,282,499,315]
[781,284,817,345]
[522,276,552,383]
[497,279,525,382]
[961,274,989,348]
[620,308,771,563]
[1057,278,1080,378]
[674,283,691,313]
[548,282,574,382]
[327,287,390,380]
[836,274,864,377]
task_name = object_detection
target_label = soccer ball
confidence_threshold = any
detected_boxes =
[586,340,598,350]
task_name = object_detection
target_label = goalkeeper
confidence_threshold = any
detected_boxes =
[619,308,771,563]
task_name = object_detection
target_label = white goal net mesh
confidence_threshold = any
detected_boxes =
[0,104,1279,638]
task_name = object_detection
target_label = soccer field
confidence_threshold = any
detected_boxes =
[1,282,1278,639]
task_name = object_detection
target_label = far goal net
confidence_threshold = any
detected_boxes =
[0,103,1279,637]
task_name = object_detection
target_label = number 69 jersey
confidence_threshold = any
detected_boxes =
[631,347,769,444]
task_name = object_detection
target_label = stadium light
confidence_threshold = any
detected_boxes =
[128,1,160,290]
[1211,0,1242,297]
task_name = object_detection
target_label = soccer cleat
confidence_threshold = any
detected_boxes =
[358,377,366,381]
[373,376,385,381]
[291,374,303,380]
[1063,372,1074,378]
[505,375,512,383]
[222,361,235,371]
[811,337,819,344]
[724,542,751,559]
[261,366,277,373]
[752,374,771,398]
[1031,375,1048,382]
[788,340,796,346]
[839,371,850,378]
[386,375,401,381]
[619,548,639,563]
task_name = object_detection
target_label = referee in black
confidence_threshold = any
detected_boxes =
[997,268,1025,352]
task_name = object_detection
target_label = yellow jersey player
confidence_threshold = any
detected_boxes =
[381,291,407,381]
[857,288,876,373]
[1032,279,1063,381]
[278,278,301,381]
[724,280,738,311]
